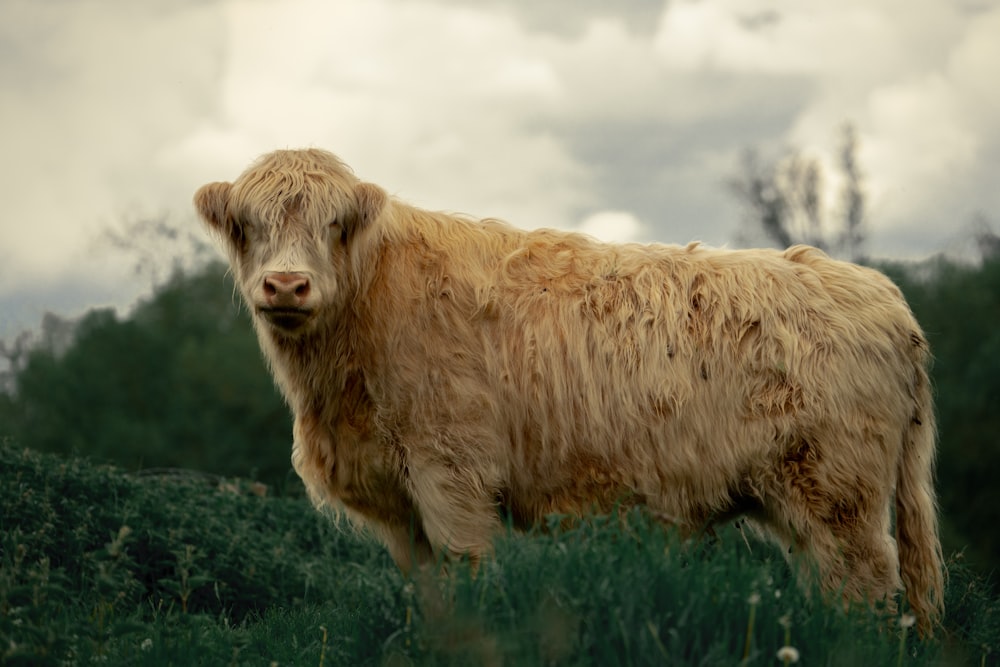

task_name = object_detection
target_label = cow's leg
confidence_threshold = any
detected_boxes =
[826,504,901,615]
[405,455,503,567]
[371,517,437,574]
[768,509,900,611]
[762,435,902,615]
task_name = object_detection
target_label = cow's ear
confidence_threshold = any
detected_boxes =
[194,181,233,232]
[347,181,387,235]
[195,181,244,249]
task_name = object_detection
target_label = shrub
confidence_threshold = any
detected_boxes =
[2,442,998,665]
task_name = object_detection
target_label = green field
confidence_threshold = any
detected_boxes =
[2,442,996,666]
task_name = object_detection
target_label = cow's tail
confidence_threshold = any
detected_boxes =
[895,349,945,636]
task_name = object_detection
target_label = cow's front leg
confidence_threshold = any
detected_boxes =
[367,516,437,574]
[405,453,503,567]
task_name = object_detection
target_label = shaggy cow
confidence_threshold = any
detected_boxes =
[195,148,944,633]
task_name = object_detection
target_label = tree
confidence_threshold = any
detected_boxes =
[838,123,865,262]
[0,262,294,488]
[0,330,32,394]
[729,123,867,261]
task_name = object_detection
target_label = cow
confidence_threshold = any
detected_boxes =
[194,148,944,634]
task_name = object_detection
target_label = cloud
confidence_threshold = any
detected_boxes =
[434,0,666,37]
[163,0,591,232]
[577,211,645,243]
[0,0,224,290]
[168,1,809,245]
[855,4,1000,252]
[1,0,999,338]
[645,0,1000,255]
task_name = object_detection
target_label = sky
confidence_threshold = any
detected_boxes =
[1,0,999,341]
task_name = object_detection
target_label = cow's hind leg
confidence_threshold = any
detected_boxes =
[761,436,902,617]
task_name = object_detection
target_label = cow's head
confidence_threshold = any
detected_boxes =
[194,149,387,337]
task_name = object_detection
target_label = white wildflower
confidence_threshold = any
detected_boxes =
[776,645,800,663]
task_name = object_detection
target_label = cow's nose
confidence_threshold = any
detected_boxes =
[263,272,311,308]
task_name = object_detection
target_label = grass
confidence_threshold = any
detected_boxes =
[1,441,997,666]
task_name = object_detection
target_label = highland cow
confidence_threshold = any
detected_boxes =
[195,148,944,633]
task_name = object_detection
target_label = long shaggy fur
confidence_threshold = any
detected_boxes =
[195,148,944,633]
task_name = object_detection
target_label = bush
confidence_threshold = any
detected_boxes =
[4,443,999,665]
[0,441,391,663]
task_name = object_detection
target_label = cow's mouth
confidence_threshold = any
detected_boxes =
[258,306,314,332]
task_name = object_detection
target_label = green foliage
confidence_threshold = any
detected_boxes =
[3,443,999,665]
[0,261,294,487]
[881,253,1000,572]
[0,441,393,664]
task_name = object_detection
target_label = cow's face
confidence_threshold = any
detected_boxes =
[194,149,386,337]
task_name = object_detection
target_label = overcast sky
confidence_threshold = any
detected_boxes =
[2,0,998,340]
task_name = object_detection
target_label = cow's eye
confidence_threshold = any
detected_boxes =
[329,219,347,245]
[230,217,248,249]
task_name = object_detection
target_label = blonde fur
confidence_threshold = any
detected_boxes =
[195,148,944,633]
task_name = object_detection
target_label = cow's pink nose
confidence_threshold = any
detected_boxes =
[263,272,311,308]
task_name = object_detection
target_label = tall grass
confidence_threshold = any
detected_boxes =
[1,441,997,665]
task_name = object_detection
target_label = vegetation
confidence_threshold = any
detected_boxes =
[2,442,998,665]
[0,262,294,490]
